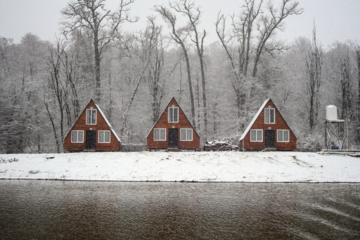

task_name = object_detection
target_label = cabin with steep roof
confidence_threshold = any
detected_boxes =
[146,97,200,151]
[239,98,296,151]
[63,99,121,152]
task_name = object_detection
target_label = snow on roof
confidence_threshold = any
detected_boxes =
[94,102,121,143]
[239,98,270,141]
[145,97,200,138]
[63,99,121,142]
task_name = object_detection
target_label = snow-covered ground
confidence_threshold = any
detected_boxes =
[0,152,359,182]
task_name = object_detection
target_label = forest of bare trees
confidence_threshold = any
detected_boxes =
[0,0,359,153]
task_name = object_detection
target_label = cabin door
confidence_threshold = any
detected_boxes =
[86,130,96,149]
[265,130,275,148]
[168,128,178,147]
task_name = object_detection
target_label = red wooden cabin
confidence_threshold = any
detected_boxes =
[239,98,296,151]
[147,97,200,151]
[63,99,121,152]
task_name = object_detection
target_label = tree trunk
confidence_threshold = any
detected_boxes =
[307,27,322,132]
[340,60,351,119]
[124,57,152,129]
[198,47,207,140]
[44,99,61,153]
[309,91,315,131]
[94,33,101,103]
[196,74,201,131]
[181,45,196,126]
[356,49,360,142]
[108,72,113,119]
[155,5,195,126]
[178,51,183,104]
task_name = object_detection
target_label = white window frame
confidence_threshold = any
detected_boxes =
[277,130,290,142]
[71,130,84,143]
[264,108,275,124]
[180,128,193,141]
[98,130,111,143]
[168,106,179,123]
[250,129,263,142]
[154,128,166,141]
[86,109,97,125]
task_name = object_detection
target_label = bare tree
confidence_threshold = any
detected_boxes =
[47,41,67,150]
[306,25,322,132]
[156,4,196,126]
[0,37,27,153]
[144,19,168,123]
[216,0,302,130]
[328,43,359,140]
[44,96,61,153]
[217,0,302,77]
[252,0,302,77]
[124,23,156,116]
[119,18,160,139]
[19,33,49,153]
[216,12,248,130]
[44,37,85,152]
[173,0,208,139]
[339,50,352,120]
[62,48,81,122]
[357,48,360,143]
[62,0,136,103]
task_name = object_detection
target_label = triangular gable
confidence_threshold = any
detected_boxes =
[239,98,270,141]
[146,97,200,138]
[239,98,296,141]
[94,102,121,142]
[64,99,121,142]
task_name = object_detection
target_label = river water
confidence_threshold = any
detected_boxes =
[0,180,359,239]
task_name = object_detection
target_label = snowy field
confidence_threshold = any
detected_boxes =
[0,152,359,182]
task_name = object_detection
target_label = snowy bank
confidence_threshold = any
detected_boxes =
[0,152,359,182]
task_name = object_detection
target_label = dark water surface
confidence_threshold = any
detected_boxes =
[0,180,359,239]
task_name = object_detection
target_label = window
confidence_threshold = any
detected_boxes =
[250,129,263,142]
[154,128,166,141]
[168,106,179,123]
[180,128,193,141]
[86,109,97,125]
[277,130,289,142]
[264,108,275,124]
[71,130,84,143]
[98,130,111,143]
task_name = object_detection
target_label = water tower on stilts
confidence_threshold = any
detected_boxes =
[324,105,349,150]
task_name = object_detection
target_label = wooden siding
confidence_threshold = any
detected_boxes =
[240,99,296,151]
[63,100,120,152]
[147,98,200,150]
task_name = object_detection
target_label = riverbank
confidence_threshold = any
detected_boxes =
[0,152,359,182]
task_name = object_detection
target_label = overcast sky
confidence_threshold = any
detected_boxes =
[1,0,359,48]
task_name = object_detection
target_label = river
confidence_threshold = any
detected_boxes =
[0,180,359,239]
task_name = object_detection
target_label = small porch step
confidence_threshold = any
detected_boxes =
[167,147,179,152]
[263,148,277,152]
[84,149,96,152]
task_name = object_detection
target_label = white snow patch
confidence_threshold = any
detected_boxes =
[0,152,359,182]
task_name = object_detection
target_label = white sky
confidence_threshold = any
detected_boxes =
[0,0,359,48]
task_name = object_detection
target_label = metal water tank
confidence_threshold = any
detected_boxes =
[326,105,338,121]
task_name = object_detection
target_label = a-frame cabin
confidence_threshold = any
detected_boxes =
[63,99,121,152]
[146,97,200,151]
[239,98,296,151]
